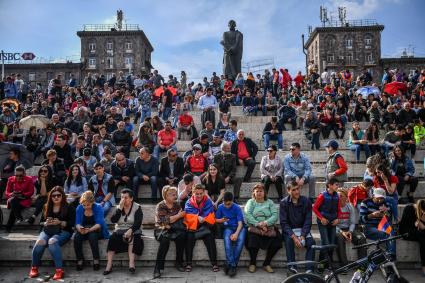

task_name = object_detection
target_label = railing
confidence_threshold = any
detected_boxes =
[322,19,379,28]
[82,24,140,31]
[3,55,81,64]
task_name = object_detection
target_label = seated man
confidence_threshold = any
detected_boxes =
[110,152,135,192]
[111,121,132,158]
[359,188,397,260]
[184,144,208,177]
[224,119,238,143]
[177,107,197,140]
[382,125,403,156]
[190,133,210,160]
[133,147,159,201]
[158,148,185,190]
[199,120,215,142]
[278,100,297,130]
[215,192,246,277]
[231,130,258,182]
[280,181,315,274]
[241,90,257,116]
[263,116,283,151]
[214,142,243,201]
[88,162,116,216]
[153,120,177,160]
[208,130,223,162]
[283,142,316,199]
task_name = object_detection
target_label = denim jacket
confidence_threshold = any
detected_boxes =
[89,173,115,205]
[283,153,312,178]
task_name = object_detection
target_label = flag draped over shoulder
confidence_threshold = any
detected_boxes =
[184,195,215,231]
[377,215,392,235]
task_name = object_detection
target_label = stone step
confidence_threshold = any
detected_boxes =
[0,229,420,265]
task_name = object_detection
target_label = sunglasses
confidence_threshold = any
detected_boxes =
[51,194,62,199]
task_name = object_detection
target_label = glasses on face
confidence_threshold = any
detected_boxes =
[51,194,62,199]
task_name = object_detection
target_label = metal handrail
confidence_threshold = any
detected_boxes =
[82,24,140,31]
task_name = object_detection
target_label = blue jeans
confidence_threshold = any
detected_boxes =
[153,144,177,160]
[133,175,158,199]
[95,196,113,216]
[32,231,71,268]
[364,225,396,256]
[223,227,247,267]
[350,144,371,161]
[382,144,393,157]
[317,222,336,261]
[263,133,283,149]
[140,107,151,124]
[162,107,172,121]
[283,233,315,270]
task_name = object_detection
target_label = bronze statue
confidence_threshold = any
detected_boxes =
[220,20,243,81]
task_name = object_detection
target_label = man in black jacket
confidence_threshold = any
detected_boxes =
[53,134,73,168]
[112,121,132,158]
[263,116,283,150]
[158,148,185,189]
[133,147,159,201]
[231,130,258,182]
[214,142,242,200]
[111,152,135,192]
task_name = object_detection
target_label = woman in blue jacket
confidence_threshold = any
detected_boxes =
[390,145,418,203]
[73,190,110,271]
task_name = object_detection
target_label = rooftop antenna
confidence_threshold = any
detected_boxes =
[320,6,329,27]
[116,9,123,31]
[338,6,346,26]
[308,25,312,34]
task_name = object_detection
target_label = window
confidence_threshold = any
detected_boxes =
[89,42,96,53]
[29,72,36,81]
[88,58,96,68]
[327,53,334,63]
[106,42,113,50]
[346,53,353,64]
[106,57,113,69]
[125,42,133,52]
[366,53,374,64]
[345,38,353,49]
[364,35,372,48]
[124,57,133,66]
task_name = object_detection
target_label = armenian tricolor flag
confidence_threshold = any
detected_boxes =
[377,215,392,235]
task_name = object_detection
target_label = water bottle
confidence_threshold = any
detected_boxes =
[349,270,363,283]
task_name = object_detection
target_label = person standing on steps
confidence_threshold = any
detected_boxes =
[324,140,348,186]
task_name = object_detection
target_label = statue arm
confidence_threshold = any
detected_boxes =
[221,32,230,52]
[229,32,243,54]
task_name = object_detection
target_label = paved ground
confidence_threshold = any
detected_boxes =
[0,267,423,283]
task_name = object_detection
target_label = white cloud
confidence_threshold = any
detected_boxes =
[326,0,401,19]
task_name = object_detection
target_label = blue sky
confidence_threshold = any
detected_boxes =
[1,0,424,81]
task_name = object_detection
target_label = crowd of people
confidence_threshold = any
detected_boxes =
[0,66,424,280]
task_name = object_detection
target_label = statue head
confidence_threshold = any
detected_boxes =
[228,20,236,30]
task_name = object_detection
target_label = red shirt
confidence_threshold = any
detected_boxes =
[5,175,35,208]
[179,114,193,126]
[373,175,398,193]
[237,140,250,160]
[96,181,105,198]
[158,129,177,147]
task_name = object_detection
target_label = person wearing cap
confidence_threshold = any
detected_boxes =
[185,144,208,178]
[359,188,397,258]
[208,130,223,161]
[191,133,210,159]
[324,140,348,185]
[283,142,316,199]
[177,107,197,140]
[262,116,283,151]
[260,145,283,200]
[278,100,297,131]
[231,130,258,182]
[153,120,178,160]
[198,87,217,128]
[304,111,321,150]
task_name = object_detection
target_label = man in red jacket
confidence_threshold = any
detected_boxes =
[5,165,35,232]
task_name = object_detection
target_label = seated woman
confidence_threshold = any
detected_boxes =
[137,122,155,153]
[153,186,187,278]
[216,112,230,137]
[399,199,425,276]
[64,164,88,208]
[202,163,226,208]
[260,145,283,201]
[364,122,380,156]
[26,166,56,225]
[348,121,370,162]
[244,183,282,273]
[319,108,334,139]
[29,186,75,280]
[104,189,144,275]
[304,111,321,150]
[389,145,418,203]
[73,191,110,271]
[184,184,218,273]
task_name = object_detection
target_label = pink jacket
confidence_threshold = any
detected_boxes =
[5,175,35,208]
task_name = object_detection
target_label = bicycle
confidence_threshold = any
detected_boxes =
[283,234,409,283]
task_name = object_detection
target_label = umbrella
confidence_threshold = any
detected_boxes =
[0,142,34,169]
[19,115,51,130]
[154,86,178,97]
[356,86,381,99]
[1,98,20,112]
[384,82,407,96]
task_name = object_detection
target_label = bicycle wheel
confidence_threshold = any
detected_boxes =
[283,273,325,283]
[386,274,410,283]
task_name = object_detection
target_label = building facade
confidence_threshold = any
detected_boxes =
[77,24,154,80]
[304,23,384,78]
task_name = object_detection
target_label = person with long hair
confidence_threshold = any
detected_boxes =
[26,166,56,225]
[390,145,418,203]
[373,163,398,199]
[29,186,75,280]
[244,183,282,273]
[348,121,370,162]
[202,163,226,208]
[260,145,283,200]
[399,199,425,276]
[64,164,88,207]
[73,191,110,271]
[365,122,380,155]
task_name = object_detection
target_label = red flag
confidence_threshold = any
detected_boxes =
[377,215,392,235]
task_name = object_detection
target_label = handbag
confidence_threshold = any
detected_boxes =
[193,224,211,240]
[154,219,186,241]
[248,225,277,237]
[43,224,61,236]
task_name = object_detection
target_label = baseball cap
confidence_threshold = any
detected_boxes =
[192,144,202,150]
[324,140,339,150]
[373,188,386,199]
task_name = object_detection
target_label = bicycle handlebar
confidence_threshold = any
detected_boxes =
[352,233,407,249]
